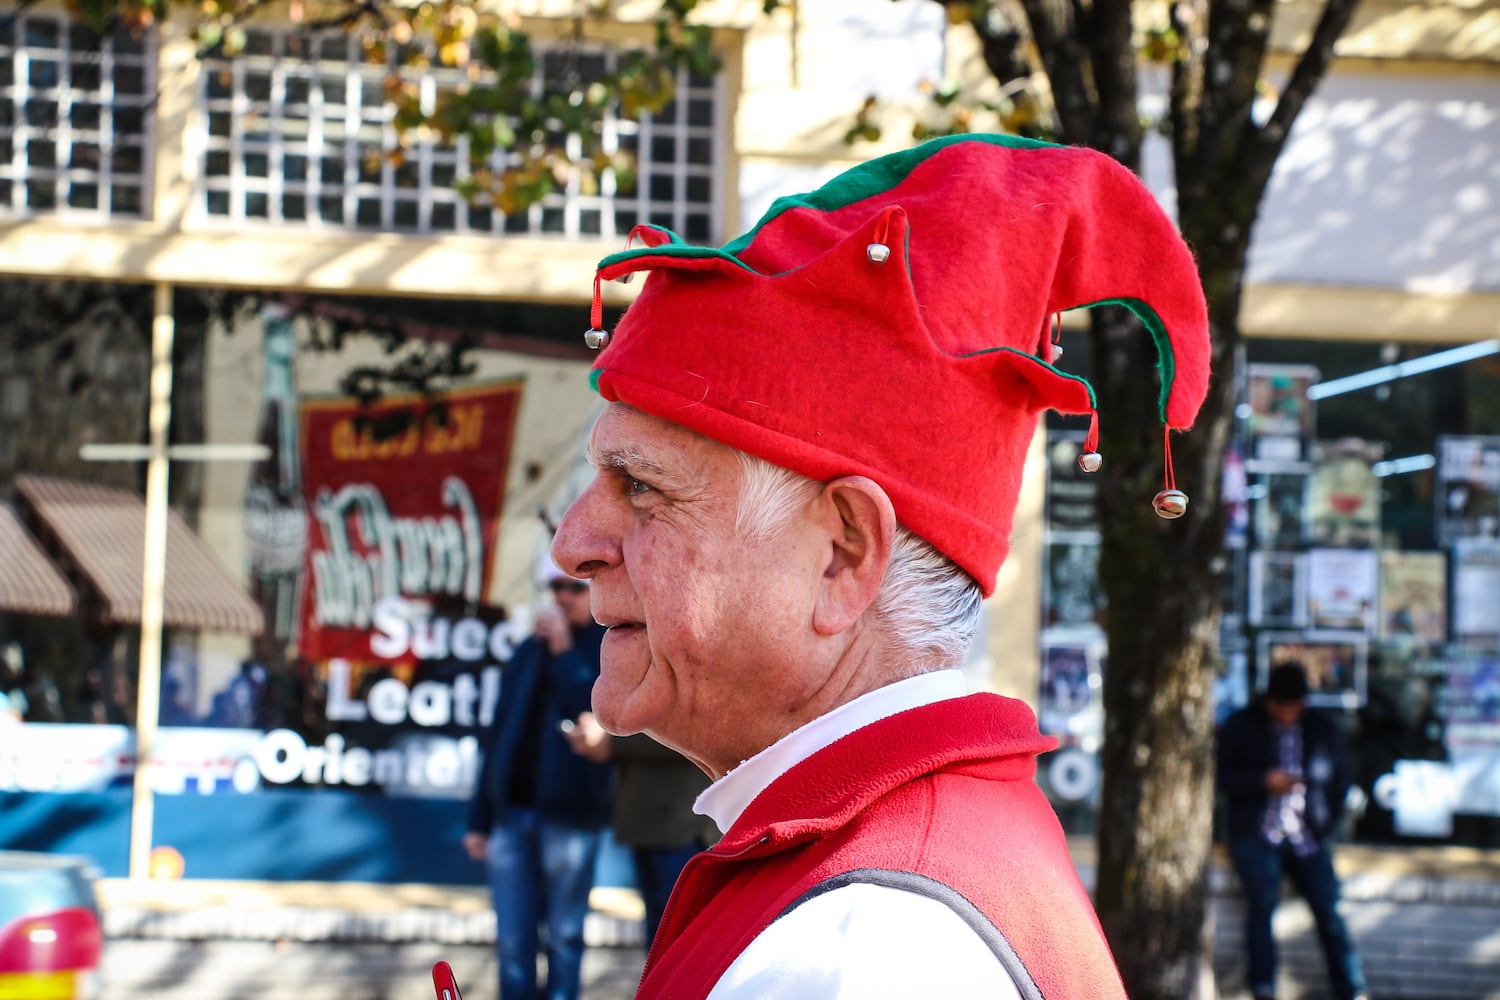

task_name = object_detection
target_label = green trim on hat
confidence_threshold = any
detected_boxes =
[1081,297,1176,424]
[724,133,1056,257]
[598,241,758,274]
[597,133,1059,275]
[964,346,1099,410]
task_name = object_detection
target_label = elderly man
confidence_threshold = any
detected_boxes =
[552,134,1212,998]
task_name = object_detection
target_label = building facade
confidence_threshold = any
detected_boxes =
[1,0,1497,882]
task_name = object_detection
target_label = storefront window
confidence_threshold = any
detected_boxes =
[1,287,602,880]
[1036,335,1500,848]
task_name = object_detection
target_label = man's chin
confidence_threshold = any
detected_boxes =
[590,677,651,737]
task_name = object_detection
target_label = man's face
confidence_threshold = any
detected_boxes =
[1265,697,1305,726]
[550,403,832,776]
[548,578,594,627]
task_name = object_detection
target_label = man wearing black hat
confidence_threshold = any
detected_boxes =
[1217,661,1370,1000]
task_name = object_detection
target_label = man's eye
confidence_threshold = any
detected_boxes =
[627,477,653,496]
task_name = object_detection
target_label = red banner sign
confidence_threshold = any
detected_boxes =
[297,380,522,662]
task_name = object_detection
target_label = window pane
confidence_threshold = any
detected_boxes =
[71,59,101,92]
[27,179,56,209]
[71,103,101,130]
[27,141,55,168]
[67,182,98,209]
[70,143,100,170]
[110,184,141,214]
[28,59,60,89]
[23,20,60,48]
[206,189,230,215]
[282,193,306,220]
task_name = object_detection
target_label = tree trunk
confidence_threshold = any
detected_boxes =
[1090,214,1245,996]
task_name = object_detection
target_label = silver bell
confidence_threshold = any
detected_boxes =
[1050,343,1063,361]
[1153,489,1189,519]
[584,328,610,350]
[1077,451,1102,473]
[866,243,891,264]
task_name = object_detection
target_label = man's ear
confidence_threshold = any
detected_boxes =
[812,476,896,636]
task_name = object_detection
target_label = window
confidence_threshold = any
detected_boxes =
[0,9,154,217]
[197,28,721,242]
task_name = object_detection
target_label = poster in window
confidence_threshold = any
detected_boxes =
[1254,472,1309,548]
[1436,652,1500,820]
[1038,641,1102,744]
[1453,539,1500,643]
[1436,436,1500,545]
[1378,551,1448,644]
[1306,548,1378,632]
[1045,430,1099,533]
[1044,539,1105,629]
[1309,442,1382,548]
[1258,631,1368,708]
[1244,364,1318,467]
[1248,551,1307,627]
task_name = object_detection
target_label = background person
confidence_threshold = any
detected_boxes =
[1217,661,1369,1000]
[566,712,717,944]
[463,562,612,1000]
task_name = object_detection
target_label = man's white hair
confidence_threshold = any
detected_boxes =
[735,451,982,671]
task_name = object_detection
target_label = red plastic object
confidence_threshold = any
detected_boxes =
[0,907,103,974]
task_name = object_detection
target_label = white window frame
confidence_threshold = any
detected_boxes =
[0,7,155,219]
[195,27,724,243]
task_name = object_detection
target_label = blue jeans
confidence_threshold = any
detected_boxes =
[631,844,701,945]
[485,809,602,1000]
[1229,834,1367,999]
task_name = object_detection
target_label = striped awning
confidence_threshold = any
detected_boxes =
[0,503,77,617]
[15,474,265,636]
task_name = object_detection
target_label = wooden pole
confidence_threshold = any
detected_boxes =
[128,282,174,881]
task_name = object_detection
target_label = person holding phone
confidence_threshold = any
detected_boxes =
[463,560,611,1000]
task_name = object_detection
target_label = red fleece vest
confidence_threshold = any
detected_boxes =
[636,694,1126,999]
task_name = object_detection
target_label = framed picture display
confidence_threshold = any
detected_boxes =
[1309,442,1382,548]
[1248,551,1307,627]
[1258,630,1369,708]
[1454,539,1500,644]
[1436,435,1500,545]
[1306,548,1379,632]
[1378,551,1448,644]
[1254,472,1310,548]
[1244,364,1318,467]
[1043,538,1105,629]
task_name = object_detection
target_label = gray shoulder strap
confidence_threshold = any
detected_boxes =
[776,868,1045,1000]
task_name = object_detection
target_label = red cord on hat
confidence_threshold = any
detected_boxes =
[1162,424,1176,493]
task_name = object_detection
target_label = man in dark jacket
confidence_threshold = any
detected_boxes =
[464,563,611,1000]
[566,717,718,943]
[1218,661,1369,1000]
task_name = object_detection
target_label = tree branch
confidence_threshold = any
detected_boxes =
[1261,0,1362,154]
[1014,0,1095,143]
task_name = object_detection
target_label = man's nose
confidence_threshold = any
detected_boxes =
[551,480,619,579]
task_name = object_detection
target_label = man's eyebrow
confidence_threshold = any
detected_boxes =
[590,445,675,482]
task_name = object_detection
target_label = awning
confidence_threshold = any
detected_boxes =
[15,474,265,636]
[0,503,77,617]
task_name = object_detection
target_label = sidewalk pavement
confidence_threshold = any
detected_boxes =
[95,839,1500,1000]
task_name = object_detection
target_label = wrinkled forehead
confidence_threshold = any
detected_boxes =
[586,403,742,482]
